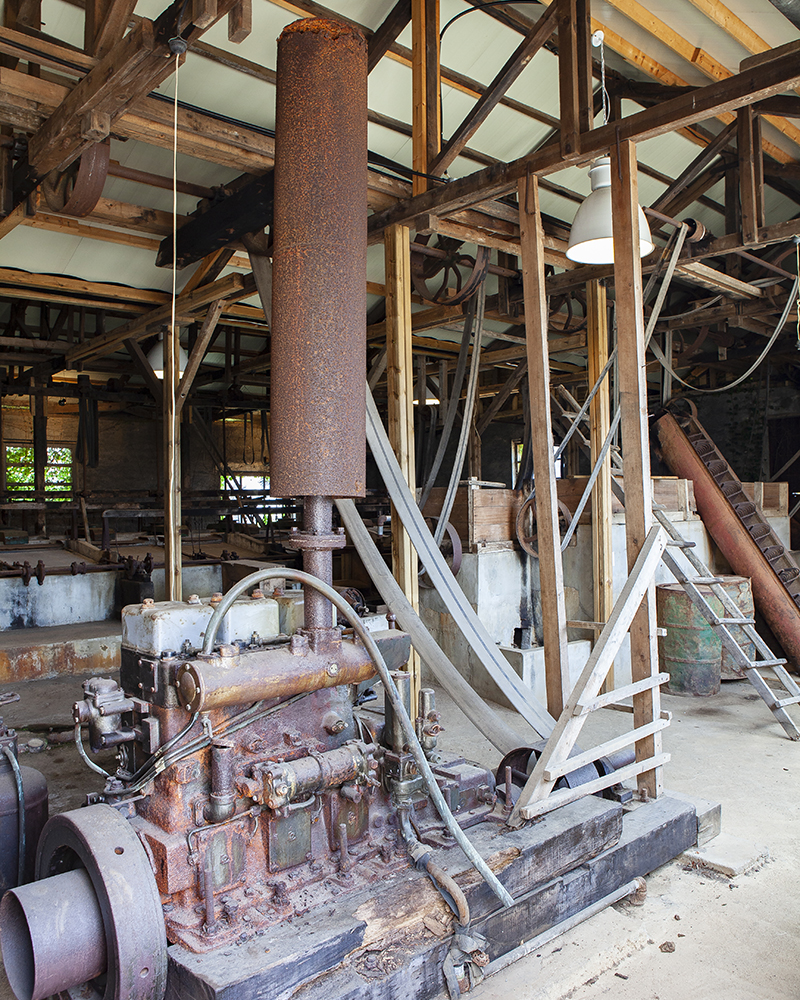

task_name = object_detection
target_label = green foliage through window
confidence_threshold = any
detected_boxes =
[5,445,73,497]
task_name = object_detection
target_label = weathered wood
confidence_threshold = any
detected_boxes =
[518,173,570,719]
[156,171,274,270]
[558,0,580,158]
[176,300,224,415]
[124,337,163,406]
[84,0,138,59]
[367,0,411,73]
[368,41,800,237]
[510,525,667,824]
[611,138,662,802]
[227,0,251,42]
[429,0,560,176]
[738,104,764,245]
[411,0,440,195]
[384,224,420,700]
[587,280,613,690]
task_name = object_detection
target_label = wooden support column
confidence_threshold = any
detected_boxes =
[557,0,580,158]
[519,173,570,718]
[411,0,440,195]
[163,324,182,601]
[32,385,46,534]
[738,105,764,245]
[385,224,420,700]
[587,279,613,690]
[661,328,673,404]
[610,138,662,801]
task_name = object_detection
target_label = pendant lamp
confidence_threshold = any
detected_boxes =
[566,156,654,264]
[145,331,189,379]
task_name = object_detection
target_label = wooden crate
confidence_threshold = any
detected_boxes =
[422,477,698,551]
[741,481,789,517]
[422,485,521,552]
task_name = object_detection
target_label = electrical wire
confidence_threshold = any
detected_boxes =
[440,1,543,40]
[651,273,799,394]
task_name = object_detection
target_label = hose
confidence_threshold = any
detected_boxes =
[201,567,515,909]
[2,745,25,886]
[399,810,470,926]
[335,497,524,756]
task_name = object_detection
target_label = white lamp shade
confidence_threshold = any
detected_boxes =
[145,334,189,379]
[566,157,655,264]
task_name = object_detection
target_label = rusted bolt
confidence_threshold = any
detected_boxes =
[251,589,264,600]
[327,662,339,678]
[210,592,223,605]
[187,594,201,605]
[142,598,155,607]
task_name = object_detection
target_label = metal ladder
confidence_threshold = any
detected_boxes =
[674,404,800,607]
[647,495,800,740]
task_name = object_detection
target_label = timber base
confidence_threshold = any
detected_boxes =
[165,794,697,1000]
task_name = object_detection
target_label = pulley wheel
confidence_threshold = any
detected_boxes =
[36,803,167,1000]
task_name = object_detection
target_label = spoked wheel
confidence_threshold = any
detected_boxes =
[410,233,490,305]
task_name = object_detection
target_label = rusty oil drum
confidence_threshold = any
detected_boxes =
[656,577,755,695]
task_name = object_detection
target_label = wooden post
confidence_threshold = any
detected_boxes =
[610,138,662,801]
[32,386,46,535]
[738,105,764,245]
[518,173,570,718]
[163,325,182,601]
[385,224,420,704]
[587,279,614,690]
[411,0,440,194]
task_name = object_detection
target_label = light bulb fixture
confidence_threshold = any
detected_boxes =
[566,156,654,264]
[412,397,441,406]
[566,30,654,265]
[145,331,189,380]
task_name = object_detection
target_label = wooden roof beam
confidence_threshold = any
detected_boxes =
[368,40,800,239]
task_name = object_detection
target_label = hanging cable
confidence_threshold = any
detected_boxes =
[592,30,611,127]
[650,274,799,394]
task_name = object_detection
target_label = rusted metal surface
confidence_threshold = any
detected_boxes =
[0,869,107,1000]
[41,139,110,217]
[176,635,384,712]
[0,635,119,685]
[411,233,491,305]
[270,18,368,498]
[655,411,800,669]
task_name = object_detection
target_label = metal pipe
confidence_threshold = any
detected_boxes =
[204,743,236,823]
[384,670,412,754]
[302,495,334,631]
[200,567,515,909]
[270,18,368,498]
[0,869,107,1000]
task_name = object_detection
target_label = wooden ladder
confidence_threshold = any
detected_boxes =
[509,525,670,825]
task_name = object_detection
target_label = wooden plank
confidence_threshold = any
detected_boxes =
[124,337,162,405]
[544,716,671,780]
[429,0,561,175]
[384,224,420,702]
[227,0,251,42]
[411,0,439,195]
[675,260,763,299]
[518,173,570,719]
[507,525,666,827]
[367,41,800,237]
[738,105,763,245]
[587,279,614,691]
[176,300,224,414]
[577,672,671,715]
[521,753,671,820]
[163,319,181,601]
[85,0,139,59]
[367,0,411,73]
[611,138,662,802]
[557,0,580,159]
[575,0,593,134]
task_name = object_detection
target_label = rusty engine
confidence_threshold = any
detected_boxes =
[0,19,510,1000]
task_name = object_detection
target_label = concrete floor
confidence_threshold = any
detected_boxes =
[0,671,797,1000]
